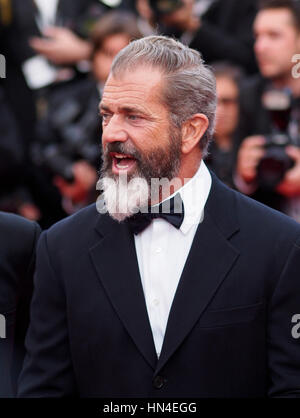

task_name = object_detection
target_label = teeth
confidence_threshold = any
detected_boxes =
[115,154,129,159]
[116,162,129,169]
[113,154,134,170]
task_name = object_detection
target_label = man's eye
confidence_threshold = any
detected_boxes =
[128,115,141,121]
[101,113,111,122]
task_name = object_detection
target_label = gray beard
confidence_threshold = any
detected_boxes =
[98,131,182,221]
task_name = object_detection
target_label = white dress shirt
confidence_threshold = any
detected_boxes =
[22,0,60,89]
[134,160,212,357]
[34,0,59,29]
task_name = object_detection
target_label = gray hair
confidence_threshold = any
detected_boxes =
[111,35,217,157]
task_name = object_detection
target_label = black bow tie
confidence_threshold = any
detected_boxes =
[127,194,184,235]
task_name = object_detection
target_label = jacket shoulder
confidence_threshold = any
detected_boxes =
[233,188,300,243]
[0,212,41,255]
[207,175,300,245]
[44,204,101,248]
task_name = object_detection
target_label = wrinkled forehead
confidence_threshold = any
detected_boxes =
[101,66,165,108]
[107,65,163,89]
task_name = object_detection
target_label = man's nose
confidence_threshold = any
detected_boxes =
[102,114,128,145]
[255,37,267,55]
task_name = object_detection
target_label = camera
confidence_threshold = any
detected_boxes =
[257,88,296,190]
[32,97,100,183]
[257,133,294,190]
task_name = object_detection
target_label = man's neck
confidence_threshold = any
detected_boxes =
[149,156,202,205]
[160,156,202,203]
[271,74,300,98]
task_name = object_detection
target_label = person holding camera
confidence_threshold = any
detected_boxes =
[205,62,244,189]
[235,0,300,222]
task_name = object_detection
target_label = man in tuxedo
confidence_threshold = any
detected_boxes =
[18,35,300,398]
[0,212,40,397]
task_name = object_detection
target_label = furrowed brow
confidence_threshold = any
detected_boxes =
[120,106,144,114]
[99,103,110,113]
[99,103,147,116]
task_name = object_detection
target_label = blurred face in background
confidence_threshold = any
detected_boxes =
[254,8,300,80]
[136,0,154,21]
[92,33,131,83]
[161,0,195,28]
[215,76,239,144]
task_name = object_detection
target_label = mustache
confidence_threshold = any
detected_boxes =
[103,142,141,162]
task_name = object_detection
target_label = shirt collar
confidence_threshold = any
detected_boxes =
[177,160,212,234]
[153,160,212,235]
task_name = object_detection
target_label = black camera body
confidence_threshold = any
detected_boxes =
[32,93,100,183]
[257,133,294,190]
[257,87,296,190]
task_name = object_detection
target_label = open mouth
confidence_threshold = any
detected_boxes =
[110,152,137,174]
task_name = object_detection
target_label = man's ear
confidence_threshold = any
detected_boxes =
[181,113,209,154]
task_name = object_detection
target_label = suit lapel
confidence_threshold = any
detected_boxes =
[18,1,41,37]
[156,175,240,372]
[90,175,240,373]
[89,214,157,370]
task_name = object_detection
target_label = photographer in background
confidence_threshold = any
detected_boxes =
[32,11,141,216]
[235,0,300,222]
[205,62,243,189]
[145,0,257,74]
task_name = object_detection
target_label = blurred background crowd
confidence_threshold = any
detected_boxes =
[0,0,299,228]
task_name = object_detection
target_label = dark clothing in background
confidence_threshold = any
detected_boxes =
[205,140,236,189]
[190,0,257,72]
[0,212,40,397]
[33,77,101,172]
[0,85,34,213]
[0,13,36,157]
[162,0,258,74]
[1,0,103,140]
[235,75,272,145]
[29,77,101,226]
[0,0,105,226]
[0,86,24,181]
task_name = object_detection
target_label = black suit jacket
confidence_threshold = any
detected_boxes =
[0,212,41,397]
[190,0,257,72]
[162,0,257,73]
[18,174,300,397]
